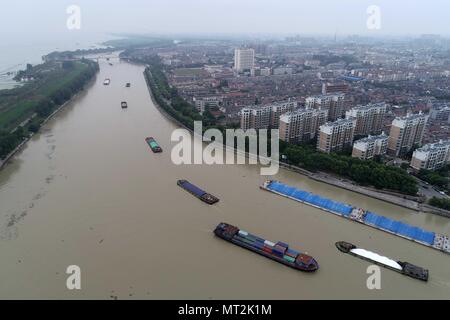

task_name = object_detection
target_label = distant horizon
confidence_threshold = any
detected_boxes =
[2,1,450,39]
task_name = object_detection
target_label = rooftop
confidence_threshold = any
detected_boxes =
[416,140,450,152]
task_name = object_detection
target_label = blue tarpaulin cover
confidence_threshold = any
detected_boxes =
[180,181,206,197]
[267,181,435,245]
[267,181,352,216]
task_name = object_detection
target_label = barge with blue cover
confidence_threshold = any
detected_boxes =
[177,180,219,204]
[214,222,319,272]
[336,241,428,281]
[261,180,450,255]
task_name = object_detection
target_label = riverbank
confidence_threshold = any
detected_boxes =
[0,75,97,171]
[143,67,450,218]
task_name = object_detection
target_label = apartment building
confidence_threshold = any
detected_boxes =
[317,118,356,153]
[352,133,388,160]
[234,48,255,72]
[387,112,428,157]
[410,140,450,171]
[305,93,345,121]
[279,108,328,143]
[345,103,387,136]
[240,101,297,130]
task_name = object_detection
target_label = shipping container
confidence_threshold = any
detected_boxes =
[238,230,248,237]
[283,255,295,263]
[277,242,289,248]
[286,248,300,256]
[264,240,275,247]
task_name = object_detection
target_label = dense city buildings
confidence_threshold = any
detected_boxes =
[279,107,328,143]
[305,93,345,121]
[234,48,255,72]
[317,118,356,154]
[352,133,389,160]
[240,101,297,130]
[410,140,450,171]
[345,103,387,136]
[387,112,428,157]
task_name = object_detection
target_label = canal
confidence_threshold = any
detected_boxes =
[0,55,449,299]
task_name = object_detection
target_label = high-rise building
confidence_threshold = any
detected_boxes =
[240,101,296,131]
[270,101,298,129]
[240,108,252,131]
[345,103,387,136]
[352,133,388,160]
[305,94,345,121]
[387,112,428,157]
[410,140,450,171]
[279,108,328,143]
[317,118,356,154]
[234,48,255,72]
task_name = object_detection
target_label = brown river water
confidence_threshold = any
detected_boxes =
[0,56,449,299]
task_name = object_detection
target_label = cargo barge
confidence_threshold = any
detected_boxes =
[145,137,162,153]
[214,222,319,272]
[103,78,110,85]
[261,180,450,255]
[121,101,128,109]
[336,241,428,281]
[177,180,219,204]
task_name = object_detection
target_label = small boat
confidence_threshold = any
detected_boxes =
[177,180,219,205]
[121,101,128,109]
[103,78,110,85]
[145,137,162,153]
[336,241,429,281]
[109,63,113,66]
[126,83,131,87]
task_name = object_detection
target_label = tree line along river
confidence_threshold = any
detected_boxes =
[0,55,449,299]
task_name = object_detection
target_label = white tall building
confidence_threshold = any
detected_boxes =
[345,103,387,136]
[387,112,428,157]
[410,140,450,171]
[317,118,356,153]
[234,48,255,72]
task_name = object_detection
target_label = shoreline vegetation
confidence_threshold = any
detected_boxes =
[0,58,99,166]
[140,54,450,217]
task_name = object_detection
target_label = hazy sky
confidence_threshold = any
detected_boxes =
[1,0,450,40]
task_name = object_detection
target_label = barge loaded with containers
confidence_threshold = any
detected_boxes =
[214,222,319,272]
[261,180,450,255]
[145,137,162,153]
[177,180,219,205]
[336,241,428,281]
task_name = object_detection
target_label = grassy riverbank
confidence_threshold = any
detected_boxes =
[0,59,99,160]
